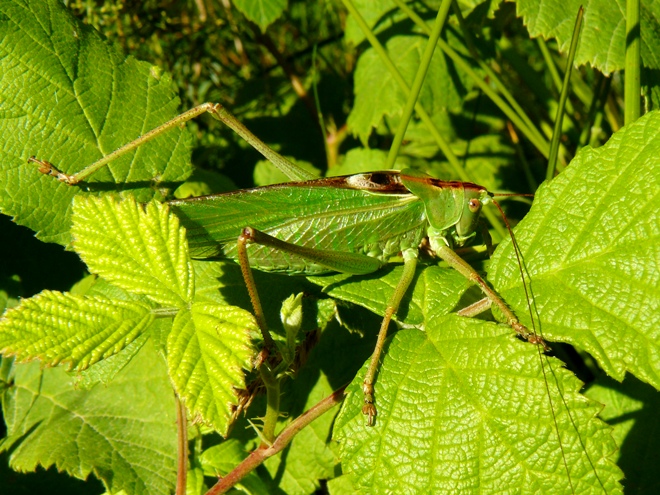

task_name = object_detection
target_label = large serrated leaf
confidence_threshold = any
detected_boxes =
[335,315,623,494]
[344,0,398,46]
[515,0,660,74]
[490,111,660,389]
[0,290,153,370]
[0,339,177,495]
[72,196,194,308]
[0,0,192,245]
[167,303,256,435]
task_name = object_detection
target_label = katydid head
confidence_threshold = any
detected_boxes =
[454,185,491,242]
[399,169,491,247]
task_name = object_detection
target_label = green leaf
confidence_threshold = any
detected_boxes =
[0,290,153,370]
[0,339,177,495]
[232,0,287,32]
[348,34,471,145]
[334,315,623,494]
[186,466,207,495]
[327,474,360,494]
[344,0,398,46]
[73,332,150,390]
[173,168,238,198]
[309,265,473,327]
[166,303,256,434]
[253,158,320,187]
[490,111,660,389]
[0,0,192,245]
[515,0,660,74]
[327,148,391,176]
[72,196,194,308]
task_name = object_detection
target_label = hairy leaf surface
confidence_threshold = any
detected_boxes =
[167,303,256,435]
[73,196,194,308]
[0,291,153,370]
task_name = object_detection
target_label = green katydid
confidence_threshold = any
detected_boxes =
[28,102,544,425]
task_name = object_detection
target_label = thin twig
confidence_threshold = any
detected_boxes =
[205,385,347,495]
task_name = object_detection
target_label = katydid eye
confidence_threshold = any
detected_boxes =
[468,198,481,213]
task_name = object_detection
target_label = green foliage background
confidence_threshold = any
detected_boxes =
[0,0,659,494]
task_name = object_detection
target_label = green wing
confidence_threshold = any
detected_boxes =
[170,173,428,275]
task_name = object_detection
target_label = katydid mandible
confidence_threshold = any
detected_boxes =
[29,102,544,425]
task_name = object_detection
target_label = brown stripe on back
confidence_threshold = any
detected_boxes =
[400,173,487,194]
[287,171,411,194]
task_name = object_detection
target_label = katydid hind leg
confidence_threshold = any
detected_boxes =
[29,103,315,185]
[236,225,384,352]
[237,229,274,350]
[238,227,420,425]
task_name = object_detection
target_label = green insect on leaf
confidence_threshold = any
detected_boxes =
[1,1,658,494]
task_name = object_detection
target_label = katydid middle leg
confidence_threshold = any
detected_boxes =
[236,227,419,425]
[361,251,418,426]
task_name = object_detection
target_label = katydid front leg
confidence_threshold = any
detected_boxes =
[431,239,548,350]
[29,103,316,185]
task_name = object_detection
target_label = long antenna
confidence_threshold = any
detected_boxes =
[491,199,607,493]
[491,199,574,493]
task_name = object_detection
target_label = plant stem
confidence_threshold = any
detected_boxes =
[625,0,641,124]
[394,0,548,157]
[205,386,347,495]
[311,44,331,168]
[342,0,507,239]
[176,396,188,495]
[578,74,610,150]
[546,6,583,181]
[386,0,452,169]
[259,364,280,445]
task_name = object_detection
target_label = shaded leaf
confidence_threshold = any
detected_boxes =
[253,158,320,187]
[327,148,391,177]
[516,0,660,74]
[233,0,287,32]
[586,375,660,494]
[309,264,473,327]
[200,439,269,494]
[348,35,470,144]
[344,0,398,46]
[0,339,177,495]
